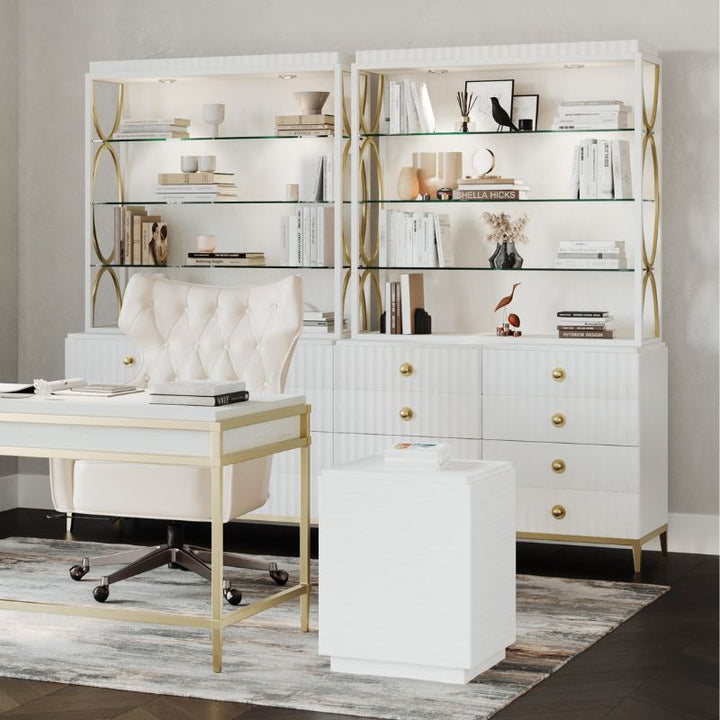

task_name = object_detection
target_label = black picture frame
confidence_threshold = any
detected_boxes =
[464,79,515,132]
[512,94,540,131]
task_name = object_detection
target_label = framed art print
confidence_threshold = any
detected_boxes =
[465,79,514,132]
[512,94,539,131]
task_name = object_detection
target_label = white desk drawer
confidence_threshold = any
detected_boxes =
[334,433,482,466]
[517,487,640,538]
[483,395,638,446]
[483,349,638,399]
[65,334,139,384]
[335,345,481,394]
[335,390,482,439]
[483,440,639,493]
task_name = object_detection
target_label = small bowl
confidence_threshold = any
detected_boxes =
[293,91,329,115]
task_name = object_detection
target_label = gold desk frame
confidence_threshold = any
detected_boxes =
[0,402,312,673]
[517,523,668,574]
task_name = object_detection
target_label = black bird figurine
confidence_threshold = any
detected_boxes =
[490,96,518,132]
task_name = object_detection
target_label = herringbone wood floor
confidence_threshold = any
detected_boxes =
[0,509,716,720]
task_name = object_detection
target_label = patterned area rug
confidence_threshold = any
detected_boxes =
[0,537,668,720]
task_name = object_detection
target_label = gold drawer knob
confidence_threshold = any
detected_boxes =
[551,504,566,519]
[552,367,566,381]
[399,362,414,377]
[122,356,135,366]
[399,406,413,421]
[551,413,566,427]
[551,459,566,473]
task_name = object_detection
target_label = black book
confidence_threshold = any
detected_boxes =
[149,390,250,406]
[557,311,610,318]
[187,252,264,259]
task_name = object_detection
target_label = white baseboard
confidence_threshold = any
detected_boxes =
[3,473,719,556]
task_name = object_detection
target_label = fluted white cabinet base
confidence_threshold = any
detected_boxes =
[319,457,515,683]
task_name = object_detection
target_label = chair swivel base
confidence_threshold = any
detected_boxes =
[68,526,289,604]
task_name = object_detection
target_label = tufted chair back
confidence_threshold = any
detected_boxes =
[49,273,303,523]
[119,273,303,395]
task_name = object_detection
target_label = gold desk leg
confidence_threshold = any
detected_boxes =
[660,529,668,556]
[631,542,642,574]
[210,431,224,672]
[299,409,311,632]
[65,513,73,534]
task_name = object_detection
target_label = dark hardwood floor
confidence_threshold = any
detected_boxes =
[0,509,716,720]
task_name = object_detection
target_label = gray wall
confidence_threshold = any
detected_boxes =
[14,0,720,516]
[0,0,19,479]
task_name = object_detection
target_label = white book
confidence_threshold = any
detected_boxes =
[301,205,312,266]
[611,140,633,199]
[598,140,614,199]
[416,82,437,133]
[384,441,450,469]
[156,184,236,193]
[384,281,392,334]
[294,208,303,265]
[389,82,400,134]
[554,258,625,268]
[579,138,597,199]
[281,215,290,261]
[160,194,235,202]
[317,206,334,265]
[310,155,324,202]
[412,212,424,266]
[569,144,580,198]
[149,379,246,396]
[404,80,421,133]
[434,213,453,267]
[309,206,319,265]
[378,209,388,267]
[322,153,334,202]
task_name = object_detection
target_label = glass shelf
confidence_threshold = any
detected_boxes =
[92,264,339,269]
[358,266,634,272]
[93,134,345,144]
[361,128,636,138]
[360,198,636,204]
[92,200,340,206]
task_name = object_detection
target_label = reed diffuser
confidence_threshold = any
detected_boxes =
[456,90,477,132]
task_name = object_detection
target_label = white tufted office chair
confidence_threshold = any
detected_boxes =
[50,273,303,605]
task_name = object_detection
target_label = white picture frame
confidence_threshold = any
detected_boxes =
[512,94,539,131]
[465,79,514,132]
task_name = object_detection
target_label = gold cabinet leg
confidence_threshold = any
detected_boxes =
[299,410,311,632]
[660,529,668,556]
[210,432,224,672]
[65,513,73,534]
[631,543,642,574]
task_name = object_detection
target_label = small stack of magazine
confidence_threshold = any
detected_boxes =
[148,380,249,407]
[383,441,450,470]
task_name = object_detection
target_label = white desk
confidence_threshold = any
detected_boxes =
[0,392,311,672]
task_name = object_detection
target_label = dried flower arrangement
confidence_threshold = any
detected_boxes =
[482,211,530,245]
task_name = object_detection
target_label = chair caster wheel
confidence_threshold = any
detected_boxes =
[224,588,242,606]
[69,564,88,581]
[269,569,289,586]
[93,585,109,603]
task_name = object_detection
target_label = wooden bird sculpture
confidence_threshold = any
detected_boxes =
[494,283,521,312]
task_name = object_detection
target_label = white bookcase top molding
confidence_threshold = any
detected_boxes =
[354,40,660,70]
[89,52,352,79]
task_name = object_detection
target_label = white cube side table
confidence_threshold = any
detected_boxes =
[318,456,515,684]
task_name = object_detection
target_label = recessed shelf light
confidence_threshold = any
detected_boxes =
[564,64,585,69]
[158,78,177,84]
[428,68,448,74]
[279,74,297,80]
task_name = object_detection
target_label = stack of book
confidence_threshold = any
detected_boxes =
[156,171,237,202]
[113,206,168,266]
[68,384,142,397]
[113,118,191,140]
[383,441,450,470]
[186,252,265,267]
[557,311,614,339]
[454,176,529,201]
[379,210,452,267]
[552,100,631,130]
[275,114,335,136]
[570,138,632,199]
[298,154,334,202]
[303,310,336,335]
[384,273,428,335]
[148,379,249,407]
[555,241,627,269]
[384,80,436,134]
[282,206,334,266]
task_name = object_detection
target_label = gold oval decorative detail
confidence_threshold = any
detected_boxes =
[92,142,123,264]
[92,80,124,141]
[91,266,123,327]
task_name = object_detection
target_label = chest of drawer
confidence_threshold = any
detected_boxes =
[517,487,640,538]
[483,440,639,492]
[285,386,332,432]
[483,395,638,446]
[335,345,482,394]
[483,349,638,399]
[286,341,334,389]
[335,389,482,439]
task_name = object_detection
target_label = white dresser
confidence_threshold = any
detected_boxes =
[66,333,667,571]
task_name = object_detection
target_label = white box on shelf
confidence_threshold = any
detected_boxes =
[318,456,515,684]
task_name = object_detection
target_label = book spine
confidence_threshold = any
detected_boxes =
[113,206,122,264]
[557,311,610,317]
[558,330,614,339]
[570,144,580,199]
[454,189,522,200]
[389,82,400,134]
[555,259,623,268]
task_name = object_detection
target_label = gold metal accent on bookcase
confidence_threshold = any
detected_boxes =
[91,143,123,264]
[92,81,124,141]
[641,62,661,338]
[91,265,123,326]
[358,268,382,330]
